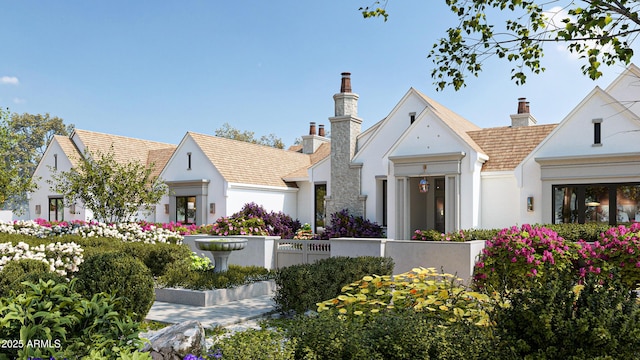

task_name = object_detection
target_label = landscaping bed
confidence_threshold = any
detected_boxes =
[155,280,276,307]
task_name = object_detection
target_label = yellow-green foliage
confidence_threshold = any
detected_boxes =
[317,267,492,326]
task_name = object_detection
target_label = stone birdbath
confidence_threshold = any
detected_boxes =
[195,238,248,273]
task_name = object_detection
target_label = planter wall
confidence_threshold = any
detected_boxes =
[385,240,486,284]
[331,237,486,284]
[155,280,276,307]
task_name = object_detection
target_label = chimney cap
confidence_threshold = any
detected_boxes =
[517,97,529,114]
[340,72,352,93]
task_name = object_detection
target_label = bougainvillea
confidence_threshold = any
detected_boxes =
[578,222,640,290]
[473,224,581,291]
[319,209,385,239]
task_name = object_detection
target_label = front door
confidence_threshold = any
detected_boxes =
[409,177,445,234]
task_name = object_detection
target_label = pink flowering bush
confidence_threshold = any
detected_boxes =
[473,224,581,291]
[578,222,640,290]
[206,216,268,236]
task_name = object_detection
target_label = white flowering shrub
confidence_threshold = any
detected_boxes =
[0,241,83,277]
[0,219,183,244]
[0,220,184,279]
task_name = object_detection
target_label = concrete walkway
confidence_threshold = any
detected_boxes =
[145,294,277,329]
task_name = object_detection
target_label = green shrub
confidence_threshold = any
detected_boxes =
[121,241,192,277]
[413,228,501,241]
[273,256,394,314]
[543,222,612,242]
[158,264,272,290]
[489,271,640,359]
[74,252,155,322]
[282,310,492,360]
[0,279,147,360]
[0,259,66,297]
[211,328,295,360]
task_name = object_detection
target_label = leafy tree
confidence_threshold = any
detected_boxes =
[0,107,37,209]
[8,112,74,177]
[361,0,640,90]
[48,147,168,223]
[215,122,285,149]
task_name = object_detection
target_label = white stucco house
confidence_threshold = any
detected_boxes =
[29,66,640,238]
[30,127,330,227]
[29,129,176,222]
[154,131,329,226]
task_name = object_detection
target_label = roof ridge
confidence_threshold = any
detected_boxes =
[73,128,176,146]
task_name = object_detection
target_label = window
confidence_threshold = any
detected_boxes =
[593,119,602,145]
[553,182,640,224]
[409,112,416,124]
[187,152,192,170]
[176,196,197,224]
[49,197,64,222]
[314,184,326,233]
[53,154,58,170]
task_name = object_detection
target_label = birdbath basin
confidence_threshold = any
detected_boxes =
[195,238,248,273]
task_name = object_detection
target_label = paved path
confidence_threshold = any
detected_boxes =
[145,294,276,329]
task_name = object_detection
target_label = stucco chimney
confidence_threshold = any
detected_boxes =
[511,97,537,127]
[302,122,329,154]
[318,124,325,137]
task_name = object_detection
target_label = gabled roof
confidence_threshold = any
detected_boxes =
[414,89,484,154]
[468,124,557,171]
[71,129,176,166]
[283,142,331,180]
[52,134,82,167]
[147,147,177,179]
[188,132,326,187]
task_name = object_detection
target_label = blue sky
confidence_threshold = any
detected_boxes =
[1,1,636,147]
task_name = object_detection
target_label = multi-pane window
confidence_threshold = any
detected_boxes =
[553,183,640,224]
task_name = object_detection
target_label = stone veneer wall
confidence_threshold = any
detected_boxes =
[326,116,365,218]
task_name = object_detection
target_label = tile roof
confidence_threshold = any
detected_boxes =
[72,129,176,166]
[147,147,178,179]
[53,134,82,167]
[467,124,557,171]
[283,142,332,180]
[188,132,322,187]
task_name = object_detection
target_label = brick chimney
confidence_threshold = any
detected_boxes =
[309,122,317,135]
[511,97,537,127]
[318,124,325,137]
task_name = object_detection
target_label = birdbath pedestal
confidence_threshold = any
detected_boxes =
[195,238,248,273]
